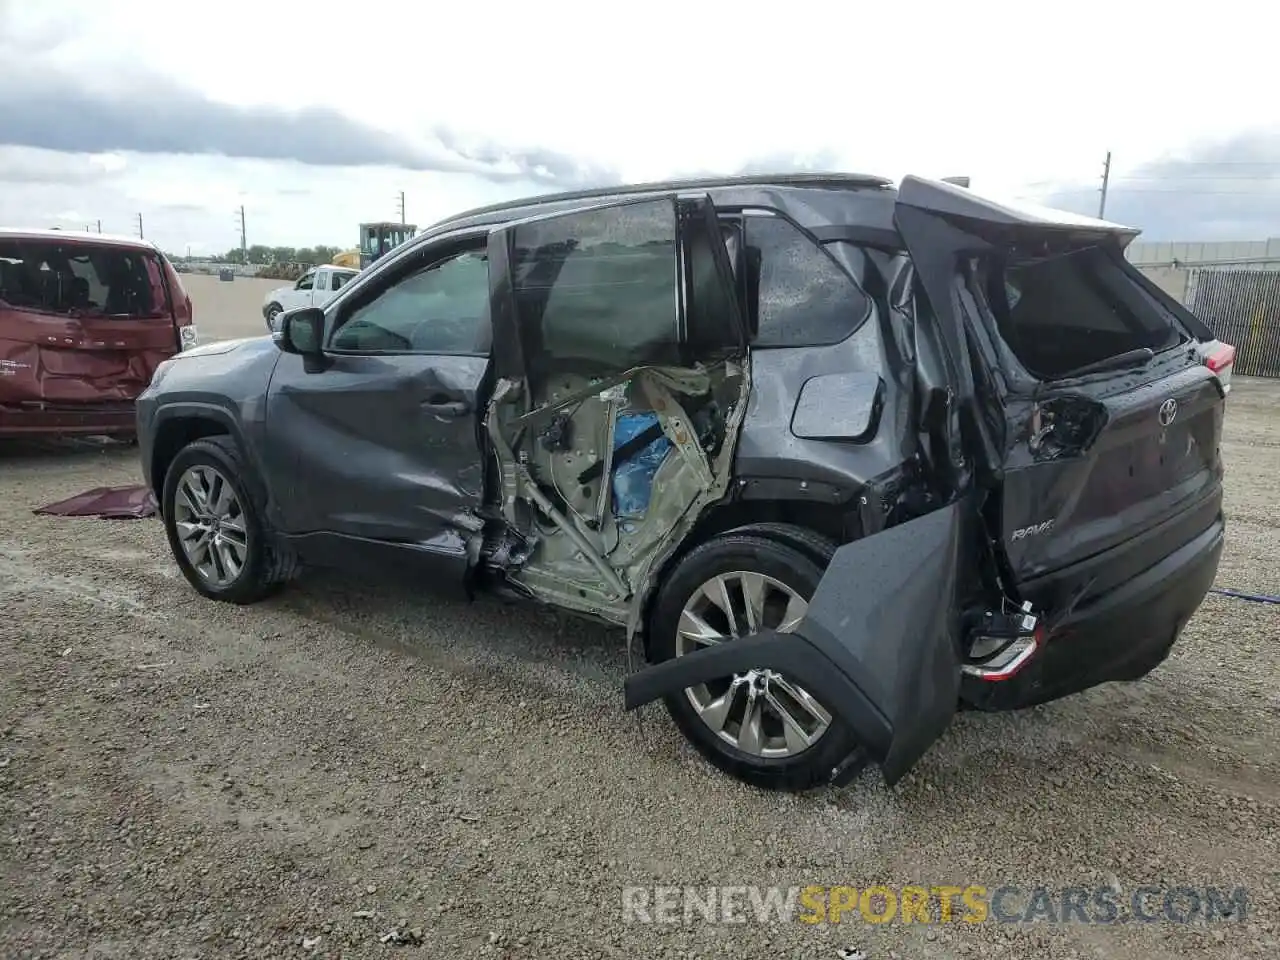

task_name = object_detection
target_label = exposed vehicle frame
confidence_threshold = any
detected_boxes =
[136,173,1228,791]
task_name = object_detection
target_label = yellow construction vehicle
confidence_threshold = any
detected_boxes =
[331,249,361,269]
[358,221,416,269]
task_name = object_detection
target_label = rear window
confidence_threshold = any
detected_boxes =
[980,245,1182,380]
[0,239,169,320]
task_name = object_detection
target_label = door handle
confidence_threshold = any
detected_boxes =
[421,396,470,418]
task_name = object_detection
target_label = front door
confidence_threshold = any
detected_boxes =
[311,268,329,308]
[287,269,316,312]
[262,234,493,583]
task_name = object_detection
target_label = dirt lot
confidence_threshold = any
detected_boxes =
[1,283,1278,959]
[182,273,283,342]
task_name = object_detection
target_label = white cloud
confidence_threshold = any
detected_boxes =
[3,0,1280,248]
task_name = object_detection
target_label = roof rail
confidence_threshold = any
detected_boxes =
[430,171,893,230]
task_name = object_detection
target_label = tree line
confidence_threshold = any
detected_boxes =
[204,245,346,266]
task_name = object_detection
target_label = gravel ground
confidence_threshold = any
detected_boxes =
[1,291,1278,958]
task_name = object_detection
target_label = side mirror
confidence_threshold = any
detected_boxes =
[275,307,326,368]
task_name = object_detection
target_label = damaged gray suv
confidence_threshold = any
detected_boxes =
[136,174,1228,792]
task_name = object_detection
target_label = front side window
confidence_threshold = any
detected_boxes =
[744,214,871,347]
[296,271,315,291]
[510,198,679,380]
[330,249,489,354]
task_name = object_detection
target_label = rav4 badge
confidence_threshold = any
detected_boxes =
[1011,520,1055,541]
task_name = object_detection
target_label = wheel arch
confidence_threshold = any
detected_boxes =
[149,406,241,515]
[635,497,855,657]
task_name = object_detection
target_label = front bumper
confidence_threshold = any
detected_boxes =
[961,517,1225,711]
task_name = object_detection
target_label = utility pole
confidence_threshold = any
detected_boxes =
[96,219,102,234]
[1098,151,1112,219]
[136,213,144,239]
[395,190,406,225]
[236,205,248,263]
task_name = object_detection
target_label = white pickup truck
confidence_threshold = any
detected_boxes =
[262,265,359,331]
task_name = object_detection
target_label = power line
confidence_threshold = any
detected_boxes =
[1042,187,1280,196]
[1112,174,1280,181]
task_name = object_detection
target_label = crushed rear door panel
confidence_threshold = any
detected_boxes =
[625,501,968,785]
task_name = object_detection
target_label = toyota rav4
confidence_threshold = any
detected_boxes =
[135,174,1228,791]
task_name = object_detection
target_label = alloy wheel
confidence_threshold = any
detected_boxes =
[675,571,832,758]
[172,466,249,587]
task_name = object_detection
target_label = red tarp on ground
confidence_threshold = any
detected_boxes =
[34,485,157,519]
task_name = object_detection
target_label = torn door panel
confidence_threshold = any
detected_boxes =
[481,360,748,625]
[479,191,751,625]
[624,501,968,785]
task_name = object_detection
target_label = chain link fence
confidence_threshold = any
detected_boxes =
[1186,268,1280,378]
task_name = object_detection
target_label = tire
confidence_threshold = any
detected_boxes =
[161,435,298,604]
[265,303,282,332]
[647,528,856,791]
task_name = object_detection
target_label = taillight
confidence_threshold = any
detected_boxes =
[1206,343,1235,374]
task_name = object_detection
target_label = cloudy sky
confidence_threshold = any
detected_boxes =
[2,0,1279,254]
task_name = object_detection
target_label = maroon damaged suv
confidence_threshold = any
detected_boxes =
[0,228,196,438]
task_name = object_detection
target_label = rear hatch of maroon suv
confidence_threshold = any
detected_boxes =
[0,230,188,437]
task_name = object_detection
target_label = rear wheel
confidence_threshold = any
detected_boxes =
[647,530,855,790]
[161,436,296,604]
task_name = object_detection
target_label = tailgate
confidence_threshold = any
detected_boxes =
[893,176,1226,587]
[1,308,178,404]
[1001,361,1223,582]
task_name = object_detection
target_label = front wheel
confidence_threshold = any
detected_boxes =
[265,302,282,332]
[647,529,856,791]
[161,436,295,604]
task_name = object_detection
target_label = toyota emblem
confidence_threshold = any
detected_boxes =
[1158,398,1178,427]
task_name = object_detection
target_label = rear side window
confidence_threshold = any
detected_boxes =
[744,215,871,347]
[510,199,680,379]
[0,239,168,319]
